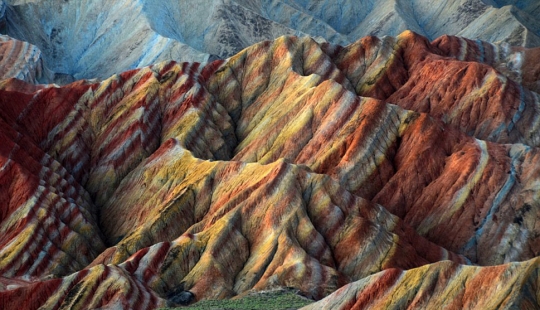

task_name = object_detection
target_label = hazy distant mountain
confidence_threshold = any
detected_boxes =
[1,0,539,80]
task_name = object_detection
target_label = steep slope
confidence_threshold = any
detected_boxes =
[95,146,467,300]
[140,0,307,58]
[457,5,540,47]
[432,34,540,94]
[1,31,540,308]
[490,0,540,16]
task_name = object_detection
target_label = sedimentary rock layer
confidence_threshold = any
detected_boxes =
[0,34,52,83]
[0,264,166,309]
[304,258,540,310]
[1,31,540,308]
[0,58,467,304]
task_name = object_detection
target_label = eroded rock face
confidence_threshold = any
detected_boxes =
[304,258,540,310]
[1,0,210,80]
[0,35,53,83]
[0,265,167,309]
[1,0,540,80]
[1,31,540,309]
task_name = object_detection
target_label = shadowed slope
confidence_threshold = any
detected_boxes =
[0,111,105,280]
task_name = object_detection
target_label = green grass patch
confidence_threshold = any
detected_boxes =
[161,288,314,310]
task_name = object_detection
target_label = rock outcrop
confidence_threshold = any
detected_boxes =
[0,34,53,83]
[1,29,540,309]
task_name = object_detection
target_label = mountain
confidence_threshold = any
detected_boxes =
[1,1,540,309]
[0,28,540,308]
[1,0,540,80]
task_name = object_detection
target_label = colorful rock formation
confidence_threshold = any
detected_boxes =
[1,30,540,309]
[304,258,540,310]
[0,35,52,83]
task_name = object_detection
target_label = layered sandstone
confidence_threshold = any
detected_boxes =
[0,31,540,309]
[0,35,52,83]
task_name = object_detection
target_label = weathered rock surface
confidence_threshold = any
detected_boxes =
[303,258,540,310]
[1,0,540,80]
[1,30,540,309]
[0,264,166,309]
[0,34,53,83]
[0,58,468,304]
[1,0,210,80]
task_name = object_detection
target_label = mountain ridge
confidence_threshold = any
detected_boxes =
[0,29,540,308]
